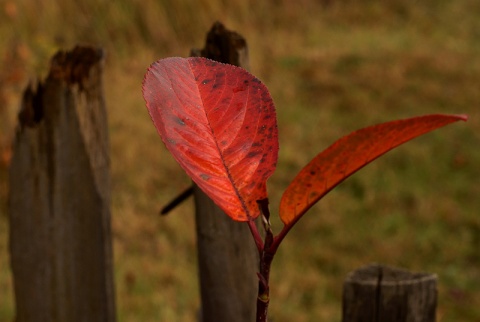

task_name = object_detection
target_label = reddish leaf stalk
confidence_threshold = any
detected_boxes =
[271,224,291,253]
[248,220,264,255]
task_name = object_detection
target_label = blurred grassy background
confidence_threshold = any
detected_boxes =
[1,0,479,321]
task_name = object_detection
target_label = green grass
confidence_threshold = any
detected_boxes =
[1,1,479,321]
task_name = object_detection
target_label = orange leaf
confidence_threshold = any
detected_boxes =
[279,114,467,226]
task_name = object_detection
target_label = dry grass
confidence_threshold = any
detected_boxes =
[1,1,479,321]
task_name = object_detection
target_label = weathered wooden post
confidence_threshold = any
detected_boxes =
[342,263,437,322]
[191,22,257,322]
[8,46,116,322]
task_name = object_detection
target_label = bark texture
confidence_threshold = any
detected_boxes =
[342,263,437,322]
[8,46,116,322]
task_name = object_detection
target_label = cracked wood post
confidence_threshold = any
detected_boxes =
[8,46,116,322]
[190,22,257,322]
[342,263,437,322]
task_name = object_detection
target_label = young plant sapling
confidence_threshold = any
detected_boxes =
[142,57,467,321]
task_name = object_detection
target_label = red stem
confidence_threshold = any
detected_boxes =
[251,199,290,321]
[248,220,264,255]
[255,201,275,322]
[256,241,274,322]
[271,223,292,253]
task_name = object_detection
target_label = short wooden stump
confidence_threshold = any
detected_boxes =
[342,263,437,322]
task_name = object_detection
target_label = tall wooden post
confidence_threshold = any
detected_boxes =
[8,46,116,322]
[342,263,437,322]
[191,22,257,322]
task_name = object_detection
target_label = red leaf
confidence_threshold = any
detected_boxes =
[279,114,467,226]
[143,57,278,221]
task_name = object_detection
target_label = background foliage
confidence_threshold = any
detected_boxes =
[0,1,479,321]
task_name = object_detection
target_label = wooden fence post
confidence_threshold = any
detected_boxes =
[190,22,257,322]
[342,263,437,322]
[8,46,116,322]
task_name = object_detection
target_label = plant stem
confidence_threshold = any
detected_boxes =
[256,198,275,322]
[256,241,274,322]
[247,220,264,255]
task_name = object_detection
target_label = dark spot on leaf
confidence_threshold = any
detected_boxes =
[221,140,228,146]
[202,79,211,85]
[310,171,316,176]
[247,181,256,189]
[247,151,259,158]
[175,117,185,125]
[204,60,216,67]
